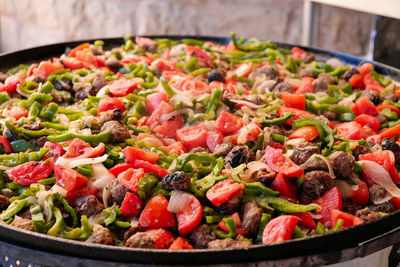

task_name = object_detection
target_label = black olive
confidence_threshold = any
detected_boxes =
[207,69,226,83]
[161,171,190,190]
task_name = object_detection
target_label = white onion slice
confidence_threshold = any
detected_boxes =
[338,93,356,107]
[234,63,252,77]
[326,58,343,68]
[167,190,193,213]
[229,99,266,109]
[160,108,194,122]
[335,180,354,198]
[91,163,116,190]
[50,184,68,197]
[285,138,306,148]
[102,184,111,208]
[55,154,108,169]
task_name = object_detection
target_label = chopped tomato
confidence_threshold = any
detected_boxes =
[234,63,253,77]
[139,194,176,228]
[291,212,316,229]
[354,114,380,132]
[120,192,143,218]
[62,57,84,70]
[217,212,249,236]
[278,106,315,126]
[164,142,186,155]
[363,72,383,93]
[0,75,22,93]
[169,237,194,250]
[379,124,400,140]
[349,74,364,89]
[117,168,145,193]
[161,70,187,81]
[173,77,210,96]
[137,133,165,147]
[264,146,304,178]
[2,106,28,120]
[215,111,243,135]
[289,126,319,141]
[6,159,54,185]
[365,84,384,93]
[237,121,262,145]
[97,97,126,115]
[296,77,315,94]
[108,79,137,97]
[151,59,177,72]
[108,162,135,177]
[146,101,184,138]
[176,124,209,151]
[146,92,169,114]
[64,138,90,158]
[206,131,223,152]
[270,173,298,201]
[351,97,378,116]
[54,165,88,191]
[0,136,13,154]
[146,228,175,249]
[33,61,63,79]
[133,160,169,177]
[313,187,343,225]
[291,47,305,60]
[262,215,299,244]
[350,182,369,205]
[187,46,215,68]
[206,179,245,207]
[43,141,65,159]
[281,92,306,110]
[135,36,157,49]
[330,209,363,229]
[358,63,374,76]
[65,185,98,206]
[177,193,203,236]
[389,197,400,210]
[376,104,400,116]
[69,43,90,57]
[334,121,362,140]
[122,146,159,163]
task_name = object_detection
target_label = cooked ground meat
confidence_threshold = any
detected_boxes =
[343,67,360,81]
[0,195,10,210]
[99,109,123,124]
[298,68,314,78]
[207,69,226,83]
[126,232,157,249]
[314,73,335,92]
[92,75,108,90]
[10,216,34,231]
[302,171,334,200]
[224,145,254,169]
[138,41,158,53]
[265,125,284,135]
[221,90,245,109]
[273,81,294,96]
[351,145,371,160]
[321,111,337,121]
[241,201,263,235]
[105,58,123,72]
[302,52,315,64]
[162,171,191,190]
[250,167,276,184]
[246,94,264,105]
[208,238,251,249]
[328,151,355,178]
[75,195,104,217]
[75,87,92,100]
[100,120,131,143]
[368,202,394,213]
[302,156,328,172]
[355,207,381,221]
[361,90,381,106]
[189,224,217,249]
[32,76,47,84]
[216,196,240,215]
[376,114,388,125]
[213,142,234,157]
[259,66,279,80]
[29,136,48,147]
[290,143,320,165]
[124,219,143,241]
[382,93,399,102]
[369,184,390,204]
[343,199,363,215]
[109,179,128,205]
[86,224,114,245]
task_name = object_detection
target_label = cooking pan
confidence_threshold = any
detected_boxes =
[0,36,399,267]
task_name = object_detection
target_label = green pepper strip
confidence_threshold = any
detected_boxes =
[0,92,10,105]
[30,204,46,233]
[0,148,48,167]
[354,161,363,173]
[0,199,29,222]
[54,193,78,227]
[39,81,55,94]
[206,87,223,114]
[329,219,344,232]
[27,93,53,105]
[231,33,276,52]
[292,225,305,238]
[29,101,42,118]
[260,112,292,127]
[61,215,93,240]
[137,174,159,199]
[47,205,66,237]
[271,133,285,143]
[41,122,69,131]
[292,117,334,147]
[191,68,211,76]
[256,213,271,243]
[0,171,5,190]
[214,218,237,238]
[175,153,217,172]
[206,215,223,224]
[160,76,176,98]
[5,120,62,139]
[102,206,121,226]
[243,195,320,213]
[76,165,93,178]
[47,130,110,147]
[182,38,205,47]
[316,222,326,234]
[39,103,58,120]
[38,177,56,185]
[187,112,216,124]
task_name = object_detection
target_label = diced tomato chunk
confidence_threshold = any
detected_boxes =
[117,168,145,193]
[122,146,159,163]
[215,111,243,135]
[291,212,316,229]
[169,237,194,250]
[177,193,203,236]
[176,124,209,151]
[264,146,304,178]
[6,159,54,185]
[98,97,126,115]
[262,215,299,244]
[271,173,298,201]
[281,92,306,110]
[2,106,28,120]
[145,228,175,249]
[354,114,380,132]
[278,106,315,126]
[206,179,245,207]
[289,126,319,141]
[351,97,378,116]
[120,192,143,218]
[313,187,343,225]
[54,165,88,191]
[330,209,363,229]
[146,92,169,114]
[139,194,176,228]
[108,79,137,97]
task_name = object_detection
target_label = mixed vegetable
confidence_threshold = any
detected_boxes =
[0,34,399,250]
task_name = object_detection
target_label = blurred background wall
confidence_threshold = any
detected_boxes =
[0,0,383,60]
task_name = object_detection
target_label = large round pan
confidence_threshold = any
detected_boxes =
[0,36,399,267]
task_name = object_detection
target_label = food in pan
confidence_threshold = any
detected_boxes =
[0,34,399,250]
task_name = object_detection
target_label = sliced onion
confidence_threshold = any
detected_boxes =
[234,63,252,77]
[167,159,177,173]
[91,163,116,190]
[285,138,306,148]
[161,108,194,122]
[229,99,266,109]
[349,173,363,185]
[167,190,193,213]
[326,57,343,68]
[96,86,109,97]
[55,154,108,169]
[247,161,270,174]
[43,198,52,222]
[254,80,277,95]
[370,144,383,153]
[88,212,107,225]
[285,78,302,89]
[50,184,68,197]
[171,91,195,107]
[359,160,400,200]
[0,165,12,171]
[335,180,354,198]
[102,183,112,208]
[338,93,356,107]
[300,154,335,179]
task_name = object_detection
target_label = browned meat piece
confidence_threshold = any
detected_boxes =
[224,145,254,169]
[193,103,205,113]
[189,224,217,249]
[376,114,388,125]
[321,111,337,121]
[302,52,315,63]
[241,201,262,235]
[302,156,328,172]
[369,184,390,204]
[273,81,294,97]
[302,171,334,200]
[86,224,114,245]
[343,67,360,81]
[124,219,143,241]
[105,58,123,72]
[250,167,276,185]
[32,76,47,84]
[246,94,264,105]
[109,179,128,205]
[328,151,355,178]
[49,90,63,104]
[216,196,240,215]
[30,136,48,147]
[10,216,33,231]
[259,66,279,79]
[382,93,399,102]
[0,195,10,210]
[355,207,381,221]
[298,69,314,78]
[314,73,335,92]
[361,90,381,105]
[221,90,245,109]
[138,40,158,53]
[54,79,72,91]
[126,232,157,248]
[208,238,251,249]
[351,145,371,160]
[208,69,226,83]
[290,143,320,165]
[22,121,42,131]
[75,195,104,217]
[93,75,108,90]
[0,72,8,83]
[265,125,284,135]
[18,208,32,219]
[213,142,234,157]
[368,202,394,213]
[100,121,131,143]
[162,171,190,190]
[99,109,123,124]
[343,199,363,215]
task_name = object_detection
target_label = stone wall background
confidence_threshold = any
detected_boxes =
[0,0,375,57]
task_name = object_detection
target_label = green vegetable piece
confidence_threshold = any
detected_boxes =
[329,219,344,232]
[182,38,204,47]
[76,165,93,178]
[339,112,356,122]
[0,148,48,167]
[39,81,55,94]
[30,204,46,233]
[256,213,271,243]
[47,130,111,147]
[0,92,10,105]
[292,225,305,238]
[160,77,176,98]
[41,122,69,131]
[27,93,53,105]
[214,218,237,238]
[245,195,320,213]
[29,101,42,118]
[0,199,29,222]
[102,206,121,226]
[54,193,78,227]
[61,215,93,240]
[260,112,292,127]
[340,83,353,94]
[316,222,326,234]
[0,171,5,190]
[206,87,223,114]
[380,108,399,121]
[353,161,363,173]
[205,215,223,224]
[39,103,58,120]
[271,133,285,143]
[231,33,276,52]
[184,57,200,73]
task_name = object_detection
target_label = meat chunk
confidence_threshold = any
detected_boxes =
[361,90,381,106]
[265,125,284,135]
[4,129,22,142]
[368,202,394,213]
[161,171,190,190]
[369,184,390,205]
[124,219,143,241]
[259,66,278,79]
[93,75,108,90]
[10,216,33,231]
[189,224,217,249]
[302,52,315,64]
[86,224,114,245]
[249,166,276,184]
[105,58,123,72]
[290,143,320,165]
[355,207,381,221]
[216,196,240,215]
[22,121,42,131]
[30,136,48,147]
[109,179,128,205]
[53,78,72,91]
[302,156,328,172]
[298,69,314,78]
[351,145,371,160]
[382,93,399,103]
[343,199,363,215]
[314,73,335,92]
[273,81,294,96]
[208,238,251,249]
[126,232,156,249]
[241,201,263,235]
[0,195,10,210]
[100,121,131,143]
[213,142,234,157]
[207,69,226,83]
[343,67,360,81]
[75,195,104,217]
[302,171,334,200]
[224,145,254,169]
[321,111,337,121]
[245,94,264,105]
[328,151,355,178]
[221,90,245,109]
[98,109,123,124]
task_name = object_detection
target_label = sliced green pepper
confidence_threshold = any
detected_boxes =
[0,199,29,222]
[214,218,237,238]
[0,148,48,167]
[30,204,46,233]
[160,77,176,98]
[54,193,78,227]
[260,112,292,127]
[47,130,110,146]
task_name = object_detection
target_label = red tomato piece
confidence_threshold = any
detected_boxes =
[146,92,169,114]
[354,114,380,132]
[133,160,169,177]
[365,84,384,93]
[64,138,91,158]
[358,150,400,184]
[6,159,54,185]
[358,63,374,76]
[214,111,243,135]
[2,106,28,120]
[262,215,299,244]
[164,142,186,155]
[379,124,400,140]
[281,92,306,110]
[173,77,210,96]
[0,136,13,153]
[349,74,364,89]
[350,182,369,205]
[217,212,249,236]
[206,179,245,207]
[270,173,298,201]
[62,57,84,70]
[97,97,126,115]
[120,192,143,218]
[69,43,90,57]
[169,237,194,250]
[296,77,315,94]
[330,209,363,229]
[43,141,65,159]
[54,165,88,191]
[137,133,165,147]
[264,146,304,178]
[122,147,159,164]
[206,131,223,152]
[117,168,145,193]
[176,124,209,151]
[363,72,382,88]
[278,106,315,126]
[390,197,400,210]
[313,187,343,225]
[139,194,176,228]
[151,59,177,72]
[291,212,316,229]
[289,126,319,141]
[108,79,137,97]
[187,46,215,68]
[351,97,378,116]
[146,101,184,138]
[108,162,135,177]
[0,75,22,93]
[376,104,400,116]
[34,61,63,79]
[177,193,203,236]
[66,185,98,206]
[146,228,175,249]
[135,36,158,50]
[334,121,362,140]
